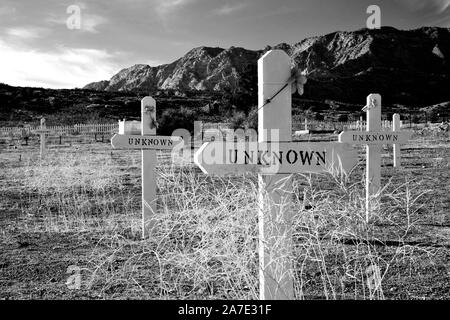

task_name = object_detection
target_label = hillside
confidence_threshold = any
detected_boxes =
[85,26,450,106]
[86,47,259,95]
[0,83,223,132]
[1,26,449,129]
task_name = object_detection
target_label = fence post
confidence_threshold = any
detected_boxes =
[258,50,294,300]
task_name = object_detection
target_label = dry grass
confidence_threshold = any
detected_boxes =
[0,136,448,299]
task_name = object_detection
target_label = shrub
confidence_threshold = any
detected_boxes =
[337,114,348,122]
[230,111,246,130]
[158,107,197,136]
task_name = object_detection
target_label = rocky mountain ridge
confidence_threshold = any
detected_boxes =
[85,26,450,106]
[86,46,260,94]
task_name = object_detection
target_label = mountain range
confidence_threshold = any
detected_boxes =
[84,26,450,106]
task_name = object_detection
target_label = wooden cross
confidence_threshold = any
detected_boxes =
[339,95,412,222]
[194,50,359,300]
[110,97,182,238]
[35,118,51,160]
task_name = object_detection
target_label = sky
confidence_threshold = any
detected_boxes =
[0,0,449,89]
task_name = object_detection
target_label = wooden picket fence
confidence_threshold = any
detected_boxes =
[294,119,402,131]
[197,119,404,139]
[344,120,405,131]
[0,123,119,137]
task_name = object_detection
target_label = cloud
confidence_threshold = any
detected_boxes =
[213,3,247,15]
[432,14,450,27]
[428,0,450,13]
[394,0,450,27]
[153,0,198,31]
[0,5,16,16]
[395,0,450,13]
[3,26,52,47]
[81,14,108,33]
[155,0,196,17]
[6,27,44,40]
[436,0,450,12]
[0,40,119,88]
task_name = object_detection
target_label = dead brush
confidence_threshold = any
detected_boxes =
[84,159,436,300]
[9,146,440,299]
[15,150,139,233]
[290,168,435,299]
[87,164,261,299]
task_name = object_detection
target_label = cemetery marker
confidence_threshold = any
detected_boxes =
[35,118,51,160]
[141,97,157,239]
[338,95,412,222]
[110,97,182,239]
[194,50,358,300]
[258,50,294,300]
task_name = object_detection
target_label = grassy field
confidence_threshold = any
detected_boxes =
[0,130,449,300]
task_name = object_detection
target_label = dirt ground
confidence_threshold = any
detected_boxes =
[0,132,449,300]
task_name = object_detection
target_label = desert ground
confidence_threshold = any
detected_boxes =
[0,128,449,300]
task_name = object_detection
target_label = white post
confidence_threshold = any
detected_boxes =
[366,94,382,222]
[141,97,157,239]
[40,118,46,160]
[258,50,294,300]
[393,113,401,168]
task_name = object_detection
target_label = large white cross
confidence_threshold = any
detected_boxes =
[195,50,359,300]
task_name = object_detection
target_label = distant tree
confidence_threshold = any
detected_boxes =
[230,92,255,114]
[304,107,315,120]
[243,107,258,130]
[230,110,246,130]
[315,113,324,121]
[263,45,272,53]
[337,114,348,122]
[158,108,197,136]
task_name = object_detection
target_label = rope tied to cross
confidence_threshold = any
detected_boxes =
[144,105,159,130]
[262,66,307,107]
[362,96,378,112]
[248,66,307,123]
